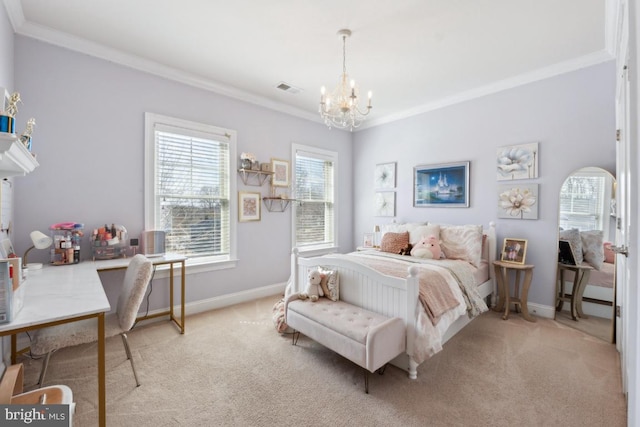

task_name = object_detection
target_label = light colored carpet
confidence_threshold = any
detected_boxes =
[555,309,614,343]
[17,296,627,426]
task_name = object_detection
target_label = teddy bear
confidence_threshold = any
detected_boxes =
[410,236,442,259]
[299,269,324,302]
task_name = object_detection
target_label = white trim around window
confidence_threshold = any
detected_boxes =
[144,112,238,272]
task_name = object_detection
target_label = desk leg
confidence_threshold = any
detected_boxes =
[11,334,16,364]
[169,263,174,324]
[180,260,185,334]
[98,312,106,427]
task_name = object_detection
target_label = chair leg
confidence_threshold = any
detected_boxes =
[120,333,141,387]
[37,352,52,387]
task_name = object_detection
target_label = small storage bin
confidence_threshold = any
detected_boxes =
[91,224,129,260]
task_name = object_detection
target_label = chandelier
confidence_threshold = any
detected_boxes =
[319,29,372,131]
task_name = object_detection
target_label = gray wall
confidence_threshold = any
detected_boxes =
[13,36,353,310]
[352,61,616,309]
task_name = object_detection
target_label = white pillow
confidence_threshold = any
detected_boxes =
[380,222,427,241]
[439,224,483,267]
[581,230,604,270]
[409,224,440,245]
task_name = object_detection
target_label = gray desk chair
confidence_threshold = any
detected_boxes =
[31,254,154,387]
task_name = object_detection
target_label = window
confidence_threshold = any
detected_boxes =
[559,170,611,237]
[145,113,237,268]
[292,144,337,251]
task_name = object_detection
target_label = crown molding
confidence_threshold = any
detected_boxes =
[7,10,321,125]
[360,50,615,131]
[4,0,616,133]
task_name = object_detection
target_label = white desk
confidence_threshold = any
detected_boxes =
[91,253,187,334]
[0,262,110,426]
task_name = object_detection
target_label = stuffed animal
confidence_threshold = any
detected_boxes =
[398,243,413,256]
[299,270,324,302]
[410,236,442,259]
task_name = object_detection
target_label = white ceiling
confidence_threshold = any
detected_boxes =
[5,0,613,129]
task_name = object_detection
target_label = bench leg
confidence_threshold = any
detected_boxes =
[377,364,387,375]
[292,330,300,346]
[364,370,369,394]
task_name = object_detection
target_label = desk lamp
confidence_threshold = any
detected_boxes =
[22,230,53,270]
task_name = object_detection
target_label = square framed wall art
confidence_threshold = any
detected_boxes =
[497,184,539,220]
[497,142,539,181]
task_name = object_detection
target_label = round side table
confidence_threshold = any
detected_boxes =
[493,260,536,322]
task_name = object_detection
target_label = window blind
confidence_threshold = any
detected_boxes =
[559,175,605,231]
[154,128,230,257]
[294,153,334,247]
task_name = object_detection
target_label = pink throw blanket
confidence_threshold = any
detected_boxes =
[346,256,460,325]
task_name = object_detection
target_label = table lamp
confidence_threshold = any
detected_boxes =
[22,230,53,269]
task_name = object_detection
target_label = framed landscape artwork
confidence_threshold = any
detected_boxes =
[413,161,469,207]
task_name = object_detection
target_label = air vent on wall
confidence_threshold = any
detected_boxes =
[275,82,303,94]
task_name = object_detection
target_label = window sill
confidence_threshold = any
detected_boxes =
[151,257,238,279]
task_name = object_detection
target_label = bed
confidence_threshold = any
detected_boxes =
[290,222,497,379]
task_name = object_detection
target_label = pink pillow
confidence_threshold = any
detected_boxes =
[603,242,615,264]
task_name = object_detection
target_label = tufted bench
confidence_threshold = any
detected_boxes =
[284,294,405,393]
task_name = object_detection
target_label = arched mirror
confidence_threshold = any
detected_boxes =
[555,167,616,342]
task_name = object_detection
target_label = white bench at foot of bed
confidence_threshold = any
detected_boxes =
[284,294,406,392]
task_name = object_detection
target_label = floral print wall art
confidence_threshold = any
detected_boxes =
[497,142,538,181]
[497,184,539,220]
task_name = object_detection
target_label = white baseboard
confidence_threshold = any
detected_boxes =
[527,302,556,319]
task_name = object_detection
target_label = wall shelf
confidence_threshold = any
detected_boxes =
[0,133,39,179]
[263,197,296,212]
[237,168,273,186]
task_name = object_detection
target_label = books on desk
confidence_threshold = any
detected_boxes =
[0,258,24,323]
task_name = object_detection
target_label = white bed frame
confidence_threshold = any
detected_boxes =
[290,222,497,380]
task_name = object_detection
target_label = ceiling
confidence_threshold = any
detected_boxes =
[5,0,613,129]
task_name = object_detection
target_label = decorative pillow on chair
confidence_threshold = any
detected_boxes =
[439,224,483,267]
[318,267,339,301]
[559,228,584,265]
[581,230,604,270]
[380,231,410,254]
